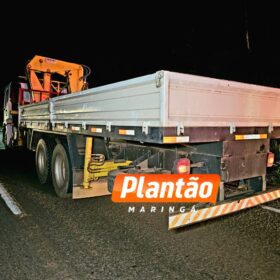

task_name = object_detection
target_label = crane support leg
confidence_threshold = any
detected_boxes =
[83,137,93,189]
[72,137,111,199]
[72,137,131,199]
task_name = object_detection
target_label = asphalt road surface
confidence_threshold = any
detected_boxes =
[0,149,280,280]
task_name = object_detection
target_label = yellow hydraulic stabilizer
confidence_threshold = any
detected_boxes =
[73,137,132,199]
[27,55,87,96]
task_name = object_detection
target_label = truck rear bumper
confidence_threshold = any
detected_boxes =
[169,188,280,229]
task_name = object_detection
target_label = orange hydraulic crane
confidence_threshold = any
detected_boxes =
[26,55,91,102]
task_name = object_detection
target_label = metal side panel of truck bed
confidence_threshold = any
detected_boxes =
[166,71,280,127]
[20,72,162,126]
[19,70,280,143]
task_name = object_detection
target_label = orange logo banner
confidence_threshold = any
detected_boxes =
[112,174,220,203]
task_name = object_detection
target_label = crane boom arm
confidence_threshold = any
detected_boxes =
[27,55,86,94]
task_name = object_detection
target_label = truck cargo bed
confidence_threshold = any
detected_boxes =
[20,71,280,143]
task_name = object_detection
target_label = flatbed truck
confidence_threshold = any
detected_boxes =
[2,55,280,229]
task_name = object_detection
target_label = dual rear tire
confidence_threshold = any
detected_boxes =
[35,139,52,185]
[35,140,72,198]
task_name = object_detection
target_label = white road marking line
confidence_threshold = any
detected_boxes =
[261,205,280,214]
[0,182,24,216]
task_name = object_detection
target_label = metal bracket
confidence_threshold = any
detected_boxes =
[49,100,54,123]
[155,71,164,88]
[106,122,112,132]
[219,182,225,201]
[142,122,150,135]
[177,123,184,136]
[190,162,205,168]
[268,123,274,133]
[229,123,236,134]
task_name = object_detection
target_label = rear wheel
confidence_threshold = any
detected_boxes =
[35,139,52,184]
[51,143,72,198]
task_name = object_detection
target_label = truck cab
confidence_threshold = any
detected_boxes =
[2,81,21,147]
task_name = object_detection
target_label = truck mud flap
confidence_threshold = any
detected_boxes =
[72,178,111,199]
[169,188,280,230]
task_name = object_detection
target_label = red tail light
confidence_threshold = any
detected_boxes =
[175,158,191,174]
[267,152,274,167]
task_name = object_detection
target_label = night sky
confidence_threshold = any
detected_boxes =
[1,1,280,95]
